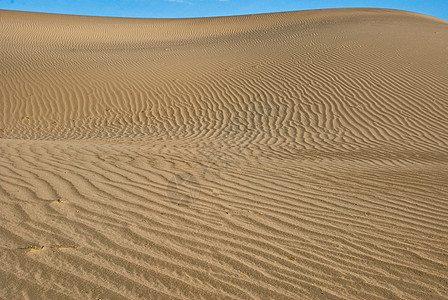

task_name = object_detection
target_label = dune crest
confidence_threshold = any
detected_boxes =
[1,8,448,299]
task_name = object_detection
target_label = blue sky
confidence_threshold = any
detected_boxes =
[1,0,447,21]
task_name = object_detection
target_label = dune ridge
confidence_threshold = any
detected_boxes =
[1,8,448,299]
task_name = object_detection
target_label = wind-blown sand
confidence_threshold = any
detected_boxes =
[1,7,448,299]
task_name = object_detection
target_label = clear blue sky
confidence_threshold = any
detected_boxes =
[1,0,447,21]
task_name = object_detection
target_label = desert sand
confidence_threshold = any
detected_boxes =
[1,7,448,299]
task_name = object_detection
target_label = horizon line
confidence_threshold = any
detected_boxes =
[1,7,447,22]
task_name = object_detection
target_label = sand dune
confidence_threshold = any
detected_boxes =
[1,7,448,299]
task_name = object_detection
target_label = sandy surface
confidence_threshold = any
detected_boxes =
[1,7,448,299]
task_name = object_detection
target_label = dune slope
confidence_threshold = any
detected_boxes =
[1,8,448,299]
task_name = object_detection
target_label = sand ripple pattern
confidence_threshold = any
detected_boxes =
[1,8,448,299]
